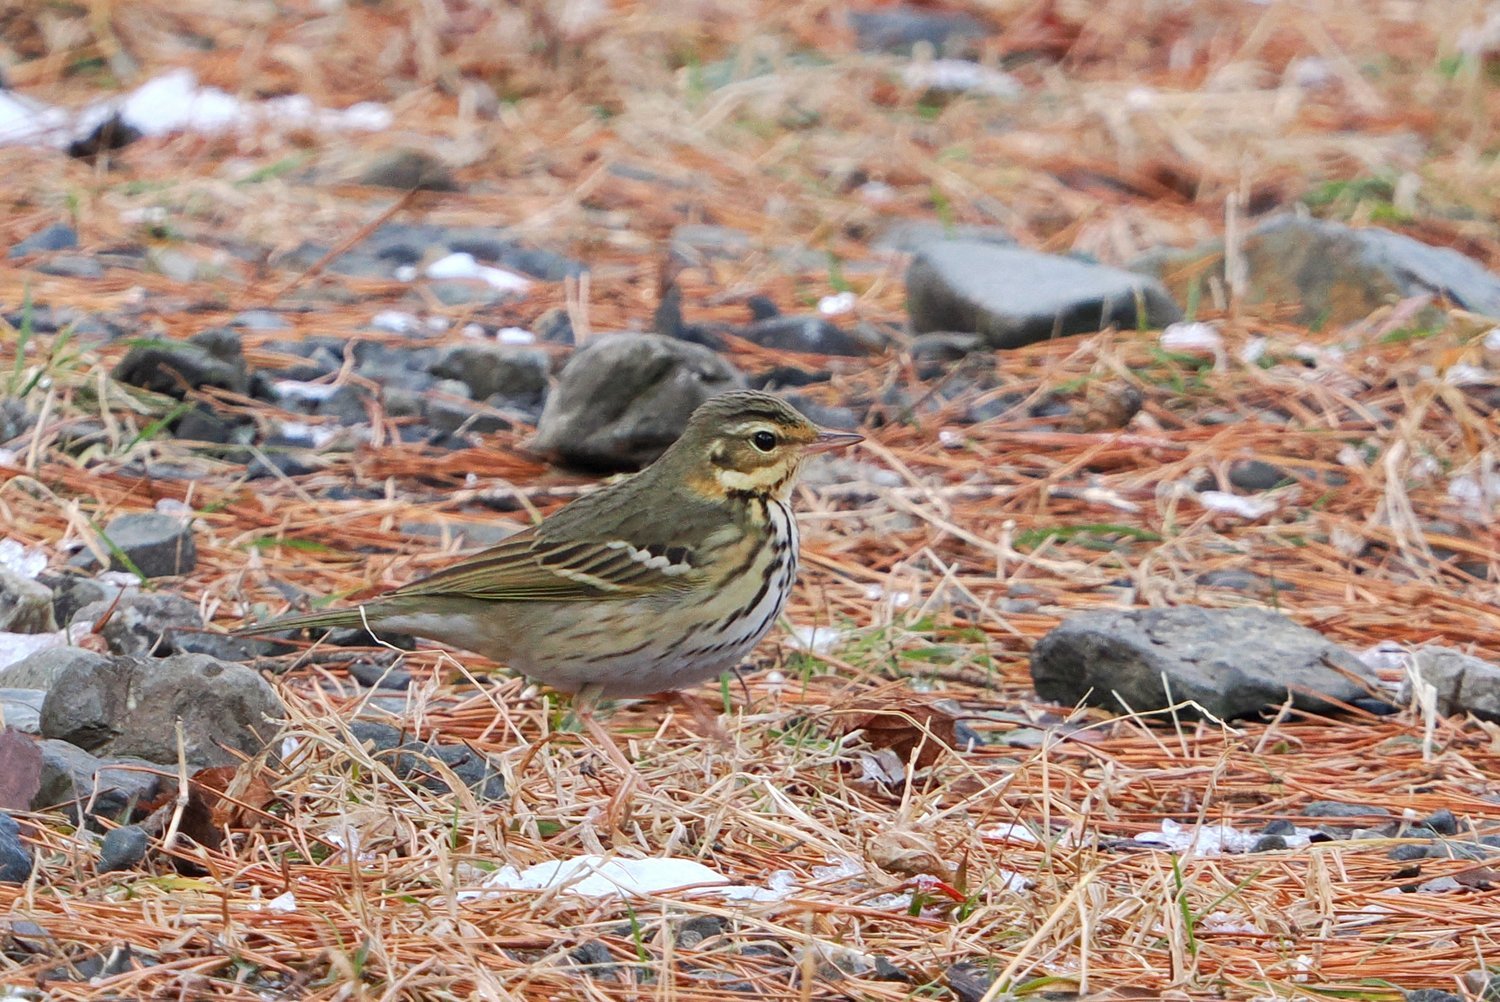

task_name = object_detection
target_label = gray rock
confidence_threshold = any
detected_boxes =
[40,653,284,766]
[71,591,204,657]
[0,647,112,690]
[1030,607,1378,719]
[670,224,752,262]
[36,255,105,280]
[35,573,111,627]
[848,7,989,55]
[740,316,868,355]
[0,689,45,733]
[33,740,160,821]
[424,381,513,437]
[1228,460,1293,492]
[111,327,250,400]
[1133,215,1500,327]
[532,333,744,470]
[98,513,195,578]
[430,344,549,406]
[0,812,31,884]
[1300,800,1391,820]
[907,242,1181,349]
[910,332,983,364]
[1399,646,1500,721]
[354,148,459,192]
[394,739,506,801]
[0,567,56,633]
[10,223,78,257]
[98,824,149,872]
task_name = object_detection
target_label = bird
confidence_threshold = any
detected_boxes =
[235,390,861,795]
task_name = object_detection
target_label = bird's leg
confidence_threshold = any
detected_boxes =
[571,683,642,825]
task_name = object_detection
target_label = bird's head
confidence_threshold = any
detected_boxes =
[667,390,863,501]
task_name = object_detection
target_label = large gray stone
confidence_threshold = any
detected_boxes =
[72,592,203,657]
[40,653,284,767]
[532,333,744,471]
[0,568,56,633]
[97,513,196,578]
[907,242,1181,349]
[1399,646,1500,721]
[1030,607,1378,720]
[429,344,549,407]
[111,327,250,400]
[1131,215,1500,326]
[0,647,112,690]
[33,739,160,821]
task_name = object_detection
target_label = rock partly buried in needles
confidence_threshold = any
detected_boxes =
[1030,607,1378,720]
[111,327,251,399]
[95,513,196,578]
[40,653,283,767]
[1399,646,1500,722]
[532,332,744,470]
[33,740,161,822]
[907,241,1181,349]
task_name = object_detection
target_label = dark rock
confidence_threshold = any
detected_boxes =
[569,939,616,976]
[1196,569,1294,594]
[40,653,284,767]
[1251,834,1288,852]
[1228,459,1293,492]
[740,315,868,355]
[746,295,780,321]
[112,327,250,399]
[0,813,32,884]
[98,825,150,872]
[349,720,406,752]
[0,567,56,632]
[324,626,417,650]
[230,310,291,332]
[1420,809,1461,836]
[1405,991,1464,1002]
[33,740,160,821]
[944,961,998,1002]
[346,658,412,690]
[424,385,514,437]
[0,397,33,441]
[532,333,744,471]
[430,344,549,406]
[1261,819,1297,835]
[394,739,506,801]
[173,404,242,444]
[1301,800,1392,820]
[533,308,574,346]
[71,591,204,656]
[676,915,724,947]
[355,148,459,191]
[871,956,911,982]
[1399,646,1500,722]
[1133,215,1500,327]
[10,223,78,257]
[670,224,752,262]
[848,7,989,55]
[1389,843,1430,862]
[0,647,112,690]
[910,331,983,364]
[1030,607,1379,720]
[97,512,195,578]
[908,242,1182,348]
[247,450,323,480]
[313,385,372,426]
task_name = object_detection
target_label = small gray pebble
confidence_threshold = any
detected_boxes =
[99,825,150,872]
[1420,808,1460,836]
[1251,834,1288,852]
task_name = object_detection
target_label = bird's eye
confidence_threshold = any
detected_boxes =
[751,430,777,452]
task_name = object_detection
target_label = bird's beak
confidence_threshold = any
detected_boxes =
[807,428,864,454]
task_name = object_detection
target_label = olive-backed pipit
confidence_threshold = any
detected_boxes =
[237,389,860,719]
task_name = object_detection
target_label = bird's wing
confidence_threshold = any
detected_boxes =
[387,527,704,603]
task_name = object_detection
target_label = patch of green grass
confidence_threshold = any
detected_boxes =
[1013,523,1163,551]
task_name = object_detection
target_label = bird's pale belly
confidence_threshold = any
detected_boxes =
[383,505,800,697]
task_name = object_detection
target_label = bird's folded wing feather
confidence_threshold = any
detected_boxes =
[387,532,702,602]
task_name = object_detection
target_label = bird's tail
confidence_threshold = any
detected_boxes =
[232,606,373,637]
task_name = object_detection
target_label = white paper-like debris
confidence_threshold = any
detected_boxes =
[497,327,537,344]
[1360,640,1410,673]
[277,421,340,449]
[1161,321,1224,354]
[370,310,420,333]
[1125,86,1156,108]
[788,625,844,654]
[0,539,47,580]
[938,428,964,449]
[1448,470,1500,521]
[424,253,531,294]
[1,68,391,150]
[467,855,735,899]
[1198,910,1262,934]
[271,380,341,404]
[982,823,1042,845]
[1444,364,1490,386]
[1135,818,1317,857]
[858,181,896,205]
[262,891,298,913]
[1198,490,1278,520]
[902,60,1022,98]
[817,292,857,316]
[1238,336,1268,365]
[810,856,865,882]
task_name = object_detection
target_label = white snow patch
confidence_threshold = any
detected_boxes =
[1198,910,1262,934]
[1135,818,1318,856]
[1360,640,1410,673]
[424,253,531,294]
[271,380,341,404]
[1161,321,1224,354]
[497,326,537,344]
[902,60,1022,98]
[982,823,1042,844]
[0,539,47,579]
[0,630,65,670]
[817,292,857,316]
[464,855,737,900]
[1198,490,1278,520]
[787,624,844,654]
[370,310,420,333]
